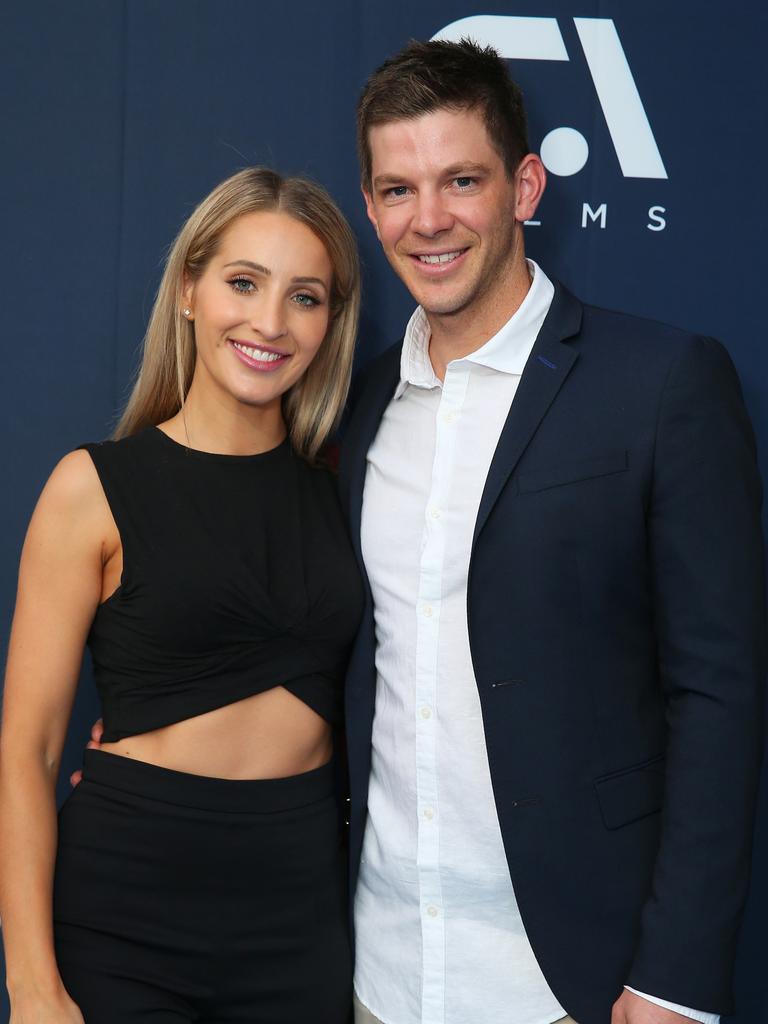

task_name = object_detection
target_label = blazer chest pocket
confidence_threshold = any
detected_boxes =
[516,450,628,495]
[594,754,665,830]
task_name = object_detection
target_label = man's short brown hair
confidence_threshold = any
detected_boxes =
[357,38,530,189]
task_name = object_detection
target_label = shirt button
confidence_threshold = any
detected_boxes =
[420,706,432,720]
[426,905,439,918]
[430,507,441,519]
[422,604,433,618]
[442,412,455,425]
[423,807,435,820]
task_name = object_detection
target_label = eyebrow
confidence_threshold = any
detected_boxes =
[444,162,491,177]
[222,260,328,290]
[373,162,492,189]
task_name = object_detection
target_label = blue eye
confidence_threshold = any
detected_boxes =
[387,186,409,198]
[293,293,320,308]
[455,177,474,189]
[230,277,255,294]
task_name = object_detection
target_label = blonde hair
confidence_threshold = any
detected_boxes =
[114,167,360,462]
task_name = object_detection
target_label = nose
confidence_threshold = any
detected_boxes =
[410,189,454,237]
[249,291,287,342]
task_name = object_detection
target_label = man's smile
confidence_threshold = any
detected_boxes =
[407,247,470,275]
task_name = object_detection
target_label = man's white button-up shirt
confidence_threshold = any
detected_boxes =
[354,261,565,1024]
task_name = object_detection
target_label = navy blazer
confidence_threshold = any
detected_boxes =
[338,283,766,1024]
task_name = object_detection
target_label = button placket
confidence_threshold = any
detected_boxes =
[413,363,469,1024]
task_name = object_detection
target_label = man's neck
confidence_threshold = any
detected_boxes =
[426,257,533,381]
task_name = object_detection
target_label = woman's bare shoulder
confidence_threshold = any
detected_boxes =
[30,448,113,539]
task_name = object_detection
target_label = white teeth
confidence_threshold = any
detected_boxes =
[418,250,463,264]
[233,342,283,362]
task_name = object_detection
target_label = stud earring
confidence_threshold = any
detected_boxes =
[182,308,192,318]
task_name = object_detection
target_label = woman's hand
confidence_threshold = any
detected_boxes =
[9,986,85,1024]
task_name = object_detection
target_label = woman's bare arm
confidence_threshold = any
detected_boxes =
[0,450,115,1019]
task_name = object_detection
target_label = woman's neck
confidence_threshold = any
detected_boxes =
[162,379,286,456]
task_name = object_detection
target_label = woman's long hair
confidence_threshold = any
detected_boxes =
[114,167,360,462]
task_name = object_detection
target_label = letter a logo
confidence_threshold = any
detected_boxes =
[432,15,667,180]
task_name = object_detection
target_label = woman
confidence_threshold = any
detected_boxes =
[0,167,363,1023]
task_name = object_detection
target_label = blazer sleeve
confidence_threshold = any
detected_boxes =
[625,334,767,1012]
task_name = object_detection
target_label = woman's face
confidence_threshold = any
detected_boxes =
[184,210,333,413]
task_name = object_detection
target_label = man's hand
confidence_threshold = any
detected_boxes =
[612,990,695,1024]
[68,718,103,786]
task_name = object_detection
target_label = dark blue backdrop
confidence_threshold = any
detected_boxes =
[1,2,766,1020]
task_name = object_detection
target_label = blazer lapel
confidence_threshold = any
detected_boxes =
[345,345,402,568]
[473,283,583,544]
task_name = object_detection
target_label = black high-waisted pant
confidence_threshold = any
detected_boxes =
[53,749,351,1023]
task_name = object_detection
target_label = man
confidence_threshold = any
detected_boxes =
[338,39,766,1024]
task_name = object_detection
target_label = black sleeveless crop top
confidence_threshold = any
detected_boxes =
[82,427,363,742]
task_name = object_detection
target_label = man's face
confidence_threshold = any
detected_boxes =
[363,106,539,321]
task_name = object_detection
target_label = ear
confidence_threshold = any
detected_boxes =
[181,273,195,319]
[361,185,381,240]
[513,154,547,224]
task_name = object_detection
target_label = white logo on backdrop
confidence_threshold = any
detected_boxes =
[432,16,668,230]
[433,15,667,179]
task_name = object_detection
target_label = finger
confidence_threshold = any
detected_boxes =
[86,740,100,750]
[70,770,82,787]
[91,718,104,744]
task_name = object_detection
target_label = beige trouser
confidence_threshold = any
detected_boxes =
[353,991,578,1023]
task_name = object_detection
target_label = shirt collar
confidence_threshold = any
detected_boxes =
[395,259,555,399]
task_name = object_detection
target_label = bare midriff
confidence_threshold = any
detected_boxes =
[99,687,333,780]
